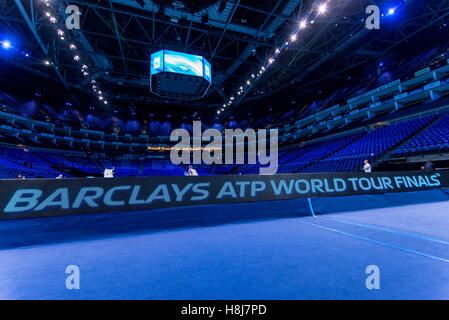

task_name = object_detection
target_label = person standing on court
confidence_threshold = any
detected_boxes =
[424,160,435,172]
[188,165,198,176]
[363,159,372,173]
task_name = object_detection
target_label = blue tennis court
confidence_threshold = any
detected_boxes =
[1,190,448,299]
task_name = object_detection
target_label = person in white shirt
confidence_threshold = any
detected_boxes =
[188,165,198,176]
[363,159,372,173]
[104,168,114,178]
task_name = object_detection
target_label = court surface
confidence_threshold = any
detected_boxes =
[1,198,448,299]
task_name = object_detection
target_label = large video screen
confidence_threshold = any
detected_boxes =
[163,50,204,77]
[150,50,211,83]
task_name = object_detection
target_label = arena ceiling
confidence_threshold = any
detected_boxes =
[1,0,449,120]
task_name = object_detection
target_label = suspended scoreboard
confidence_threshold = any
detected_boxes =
[150,50,212,100]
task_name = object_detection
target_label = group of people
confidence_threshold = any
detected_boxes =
[16,174,64,179]
[13,160,438,179]
[101,165,199,178]
[361,159,437,173]
[421,160,435,172]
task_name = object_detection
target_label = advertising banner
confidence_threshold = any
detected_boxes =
[1,171,448,219]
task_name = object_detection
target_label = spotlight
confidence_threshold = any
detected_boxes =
[387,7,396,15]
[1,40,12,49]
[44,60,51,65]
[300,20,307,29]
[49,16,57,23]
[74,55,80,61]
[69,44,77,50]
[268,58,274,64]
[318,3,327,15]
[275,48,280,54]
[290,34,297,42]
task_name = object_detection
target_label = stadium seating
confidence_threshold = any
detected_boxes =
[278,133,364,173]
[2,45,449,179]
[303,116,435,172]
[0,112,446,178]
[393,114,449,156]
[98,159,140,177]
[141,158,186,176]
[36,151,102,174]
[0,146,65,178]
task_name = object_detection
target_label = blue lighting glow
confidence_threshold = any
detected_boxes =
[387,7,396,15]
[1,40,12,49]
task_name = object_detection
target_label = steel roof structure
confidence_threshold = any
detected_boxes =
[1,0,449,118]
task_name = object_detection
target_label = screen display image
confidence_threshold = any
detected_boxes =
[150,50,164,75]
[163,50,204,77]
[203,58,212,83]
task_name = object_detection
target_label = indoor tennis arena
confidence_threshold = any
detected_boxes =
[1,0,449,302]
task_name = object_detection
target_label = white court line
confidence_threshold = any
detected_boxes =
[299,219,449,264]
[318,215,449,246]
